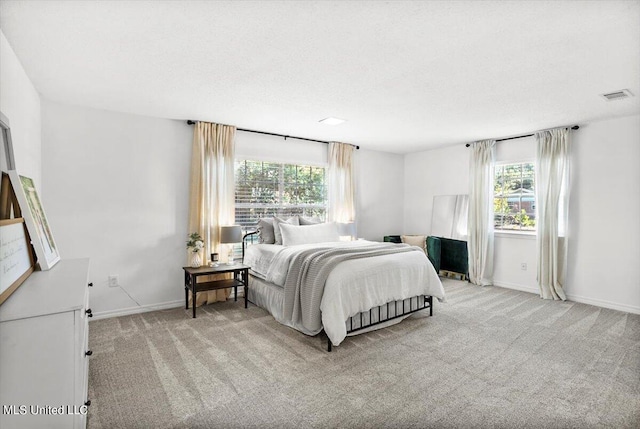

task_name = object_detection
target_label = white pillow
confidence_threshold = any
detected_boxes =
[272,216,299,245]
[280,222,340,246]
[299,216,323,225]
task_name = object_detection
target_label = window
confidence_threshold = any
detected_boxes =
[494,162,536,231]
[234,160,327,229]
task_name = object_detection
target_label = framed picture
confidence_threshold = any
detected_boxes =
[0,218,35,305]
[8,170,60,270]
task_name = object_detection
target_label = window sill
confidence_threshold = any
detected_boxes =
[495,230,536,240]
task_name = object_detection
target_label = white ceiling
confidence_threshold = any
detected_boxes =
[1,0,638,153]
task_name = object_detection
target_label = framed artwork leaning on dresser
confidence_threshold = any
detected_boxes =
[8,170,60,270]
[0,218,35,305]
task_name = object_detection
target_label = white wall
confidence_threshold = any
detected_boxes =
[568,115,640,313]
[404,115,640,314]
[0,30,41,185]
[42,100,192,317]
[403,144,469,234]
[355,148,404,241]
[236,130,327,166]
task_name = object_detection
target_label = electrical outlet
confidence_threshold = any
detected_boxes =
[108,275,119,287]
[520,263,527,271]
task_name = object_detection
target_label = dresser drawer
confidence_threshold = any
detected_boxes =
[0,259,91,429]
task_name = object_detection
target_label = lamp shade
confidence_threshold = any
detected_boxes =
[220,225,242,244]
[337,222,356,237]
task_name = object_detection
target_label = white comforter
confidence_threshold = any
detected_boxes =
[244,240,446,345]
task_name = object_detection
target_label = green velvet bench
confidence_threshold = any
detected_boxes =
[384,235,468,281]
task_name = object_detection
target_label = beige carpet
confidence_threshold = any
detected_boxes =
[87,279,640,428]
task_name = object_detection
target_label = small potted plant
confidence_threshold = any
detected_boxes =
[186,232,204,268]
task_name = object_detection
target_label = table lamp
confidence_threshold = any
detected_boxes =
[338,222,356,241]
[220,225,242,264]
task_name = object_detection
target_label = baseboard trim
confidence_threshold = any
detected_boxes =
[91,284,639,319]
[563,293,640,315]
[493,281,538,295]
[493,281,640,315]
[92,300,184,320]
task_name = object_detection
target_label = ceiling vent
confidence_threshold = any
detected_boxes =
[601,89,633,101]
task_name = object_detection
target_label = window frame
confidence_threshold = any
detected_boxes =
[493,160,537,235]
[234,158,329,230]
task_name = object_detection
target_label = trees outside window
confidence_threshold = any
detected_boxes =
[494,162,536,231]
[235,160,327,228]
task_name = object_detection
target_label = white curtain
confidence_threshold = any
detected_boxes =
[535,128,570,300]
[188,121,236,304]
[467,140,496,286]
[328,142,356,223]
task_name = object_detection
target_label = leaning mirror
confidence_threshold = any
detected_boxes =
[431,194,469,241]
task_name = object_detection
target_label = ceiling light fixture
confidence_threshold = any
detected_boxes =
[319,117,346,125]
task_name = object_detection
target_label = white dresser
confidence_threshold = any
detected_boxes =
[0,258,92,429]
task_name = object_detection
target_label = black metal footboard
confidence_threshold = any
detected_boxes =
[327,294,433,352]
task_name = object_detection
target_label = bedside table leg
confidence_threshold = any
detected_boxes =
[192,277,197,318]
[244,269,248,309]
[184,271,189,310]
[233,270,238,302]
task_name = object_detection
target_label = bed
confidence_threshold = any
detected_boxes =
[242,221,446,351]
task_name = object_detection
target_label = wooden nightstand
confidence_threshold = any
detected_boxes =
[183,264,250,318]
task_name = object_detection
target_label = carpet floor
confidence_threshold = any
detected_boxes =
[87,279,640,428]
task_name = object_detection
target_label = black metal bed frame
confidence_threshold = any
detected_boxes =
[242,230,434,352]
[242,230,259,260]
[327,294,433,352]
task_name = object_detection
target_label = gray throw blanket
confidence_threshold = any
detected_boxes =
[282,243,422,332]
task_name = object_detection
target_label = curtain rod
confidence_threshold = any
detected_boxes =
[186,120,360,150]
[465,125,579,147]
